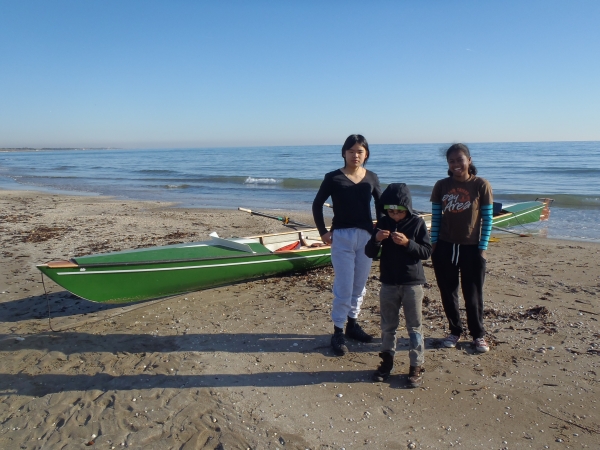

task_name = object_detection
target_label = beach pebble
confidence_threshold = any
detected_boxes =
[337,393,343,398]
[15,336,25,341]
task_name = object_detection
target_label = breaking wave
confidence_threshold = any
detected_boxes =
[244,177,281,185]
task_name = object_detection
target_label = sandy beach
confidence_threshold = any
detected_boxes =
[1,189,599,449]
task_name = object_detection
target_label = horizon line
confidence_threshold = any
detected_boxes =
[1,139,599,151]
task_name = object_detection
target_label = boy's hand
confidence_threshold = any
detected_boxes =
[391,232,409,247]
[376,229,390,242]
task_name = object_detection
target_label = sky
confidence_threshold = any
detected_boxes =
[1,1,599,148]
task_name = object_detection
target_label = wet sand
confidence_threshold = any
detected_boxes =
[1,189,599,449]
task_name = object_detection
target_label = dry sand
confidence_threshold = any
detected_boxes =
[1,190,599,449]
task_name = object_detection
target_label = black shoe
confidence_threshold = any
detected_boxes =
[331,330,348,356]
[408,365,424,388]
[345,319,374,343]
[372,352,394,381]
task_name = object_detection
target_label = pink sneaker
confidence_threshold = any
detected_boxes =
[474,337,490,353]
[442,334,461,348]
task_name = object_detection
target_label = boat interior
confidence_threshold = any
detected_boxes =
[250,229,326,252]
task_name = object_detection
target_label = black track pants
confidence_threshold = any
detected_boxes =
[431,240,486,339]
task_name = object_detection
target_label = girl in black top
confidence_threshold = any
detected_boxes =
[312,134,383,356]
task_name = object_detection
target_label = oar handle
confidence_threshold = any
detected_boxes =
[238,207,252,214]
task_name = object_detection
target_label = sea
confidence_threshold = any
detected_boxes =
[1,142,599,242]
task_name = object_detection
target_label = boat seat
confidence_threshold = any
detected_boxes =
[257,229,324,251]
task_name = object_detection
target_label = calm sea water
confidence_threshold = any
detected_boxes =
[1,142,599,241]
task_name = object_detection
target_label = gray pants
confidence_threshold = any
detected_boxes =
[379,283,424,366]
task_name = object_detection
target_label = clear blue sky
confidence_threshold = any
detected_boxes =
[1,1,599,148]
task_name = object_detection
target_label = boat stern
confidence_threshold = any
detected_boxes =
[536,198,554,221]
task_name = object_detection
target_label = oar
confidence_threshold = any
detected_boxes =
[238,207,313,228]
[492,225,531,237]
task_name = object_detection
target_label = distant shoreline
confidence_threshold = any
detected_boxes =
[1,140,598,153]
[0,148,120,152]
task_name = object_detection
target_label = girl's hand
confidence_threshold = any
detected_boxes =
[480,249,487,260]
[391,232,409,247]
[321,231,333,245]
[376,229,390,242]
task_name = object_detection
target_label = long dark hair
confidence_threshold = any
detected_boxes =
[446,143,477,177]
[341,134,370,167]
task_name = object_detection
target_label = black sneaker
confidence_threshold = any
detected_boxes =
[345,320,374,343]
[372,352,394,381]
[331,330,348,356]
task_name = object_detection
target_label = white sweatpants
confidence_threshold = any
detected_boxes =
[330,228,373,328]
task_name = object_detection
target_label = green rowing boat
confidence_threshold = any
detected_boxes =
[37,229,331,304]
[492,198,552,228]
[37,199,552,304]
[419,198,553,229]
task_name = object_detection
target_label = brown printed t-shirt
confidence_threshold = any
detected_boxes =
[430,176,493,245]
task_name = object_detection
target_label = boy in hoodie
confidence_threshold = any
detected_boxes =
[365,183,432,387]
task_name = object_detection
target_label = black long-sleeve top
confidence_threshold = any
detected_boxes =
[312,169,383,236]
